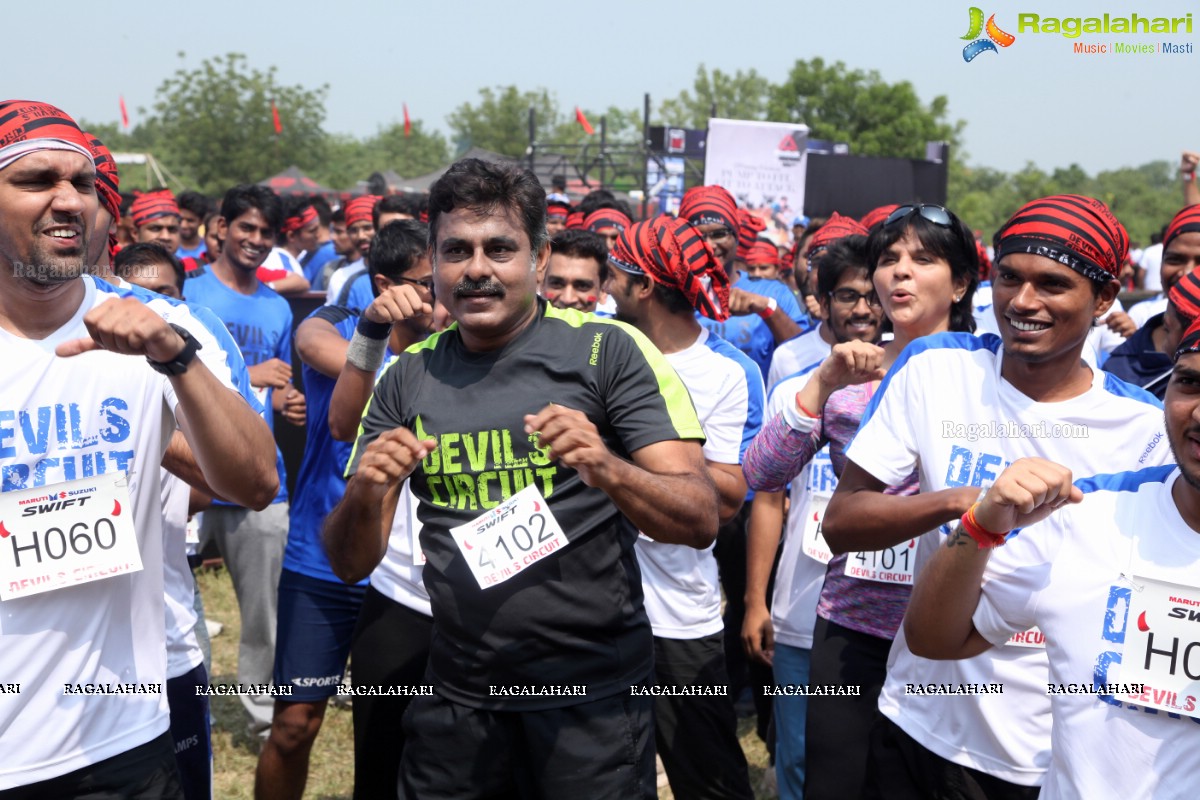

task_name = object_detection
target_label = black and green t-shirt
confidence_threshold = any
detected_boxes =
[347,298,703,709]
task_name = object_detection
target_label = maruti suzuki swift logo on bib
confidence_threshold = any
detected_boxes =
[961,8,1016,61]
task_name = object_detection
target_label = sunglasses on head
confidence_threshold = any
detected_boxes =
[884,204,953,229]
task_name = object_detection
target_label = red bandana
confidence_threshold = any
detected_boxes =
[281,205,318,235]
[609,216,730,321]
[130,190,180,228]
[736,209,768,260]
[1164,205,1200,252]
[583,208,632,234]
[993,194,1127,284]
[346,195,381,229]
[860,204,900,230]
[808,212,867,258]
[679,185,738,236]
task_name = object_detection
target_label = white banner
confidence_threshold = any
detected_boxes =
[704,118,809,246]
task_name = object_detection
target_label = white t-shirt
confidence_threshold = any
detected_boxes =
[636,329,764,639]
[1141,243,1164,293]
[324,258,365,305]
[973,466,1200,800]
[0,276,243,789]
[767,324,832,391]
[261,247,304,277]
[161,469,202,678]
[766,364,833,650]
[846,332,1172,784]
[368,483,432,617]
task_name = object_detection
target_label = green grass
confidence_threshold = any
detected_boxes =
[197,566,778,799]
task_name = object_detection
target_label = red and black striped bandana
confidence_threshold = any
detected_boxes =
[1175,313,1200,360]
[1169,269,1200,324]
[1164,205,1200,252]
[130,190,180,228]
[808,212,867,258]
[679,185,739,237]
[84,133,120,220]
[0,99,93,171]
[584,208,632,234]
[346,195,381,228]
[609,216,730,321]
[565,210,586,230]
[993,194,1127,284]
[745,240,780,268]
[736,209,767,260]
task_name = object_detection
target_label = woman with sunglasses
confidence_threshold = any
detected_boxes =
[742,203,977,799]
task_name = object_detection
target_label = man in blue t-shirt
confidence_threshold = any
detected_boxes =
[256,219,436,800]
[184,184,304,740]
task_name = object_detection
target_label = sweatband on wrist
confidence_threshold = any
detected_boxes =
[356,316,391,340]
[346,330,387,372]
[757,296,778,319]
[960,503,1010,549]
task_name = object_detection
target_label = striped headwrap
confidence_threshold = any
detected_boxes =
[609,216,730,320]
[130,189,180,228]
[678,185,739,236]
[745,240,780,268]
[1175,313,1200,361]
[993,194,1127,284]
[565,210,586,230]
[860,204,900,231]
[346,195,381,228]
[281,204,318,235]
[1164,205,1200,252]
[84,133,121,262]
[1169,269,1200,324]
[83,133,120,221]
[0,100,93,172]
[583,208,632,234]
[808,212,867,259]
[736,209,767,260]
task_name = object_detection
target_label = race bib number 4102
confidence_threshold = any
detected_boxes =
[0,473,143,601]
[449,485,570,589]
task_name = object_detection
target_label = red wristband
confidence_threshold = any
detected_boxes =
[960,504,1009,549]
[796,395,819,419]
[757,296,778,319]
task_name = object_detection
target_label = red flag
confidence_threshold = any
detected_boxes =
[403,103,411,138]
[271,100,283,135]
[119,95,129,129]
[575,106,594,135]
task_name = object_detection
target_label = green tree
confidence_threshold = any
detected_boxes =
[766,58,962,160]
[447,86,560,158]
[657,65,772,128]
[149,52,329,194]
[312,122,451,189]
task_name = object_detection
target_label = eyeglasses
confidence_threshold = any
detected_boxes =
[829,288,882,308]
[701,228,733,243]
[395,275,434,292]
[884,204,953,229]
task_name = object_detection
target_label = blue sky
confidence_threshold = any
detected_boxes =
[12,0,1198,174]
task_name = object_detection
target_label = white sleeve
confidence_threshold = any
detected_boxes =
[971,513,1066,646]
[702,370,751,465]
[844,351,922,486]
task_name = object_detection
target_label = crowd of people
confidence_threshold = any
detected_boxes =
[0,95,1198,800]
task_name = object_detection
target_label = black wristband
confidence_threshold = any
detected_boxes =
[147,323,203,376]
[356,316,391,340]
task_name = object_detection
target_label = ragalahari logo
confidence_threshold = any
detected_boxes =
[962,7,1016,61]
